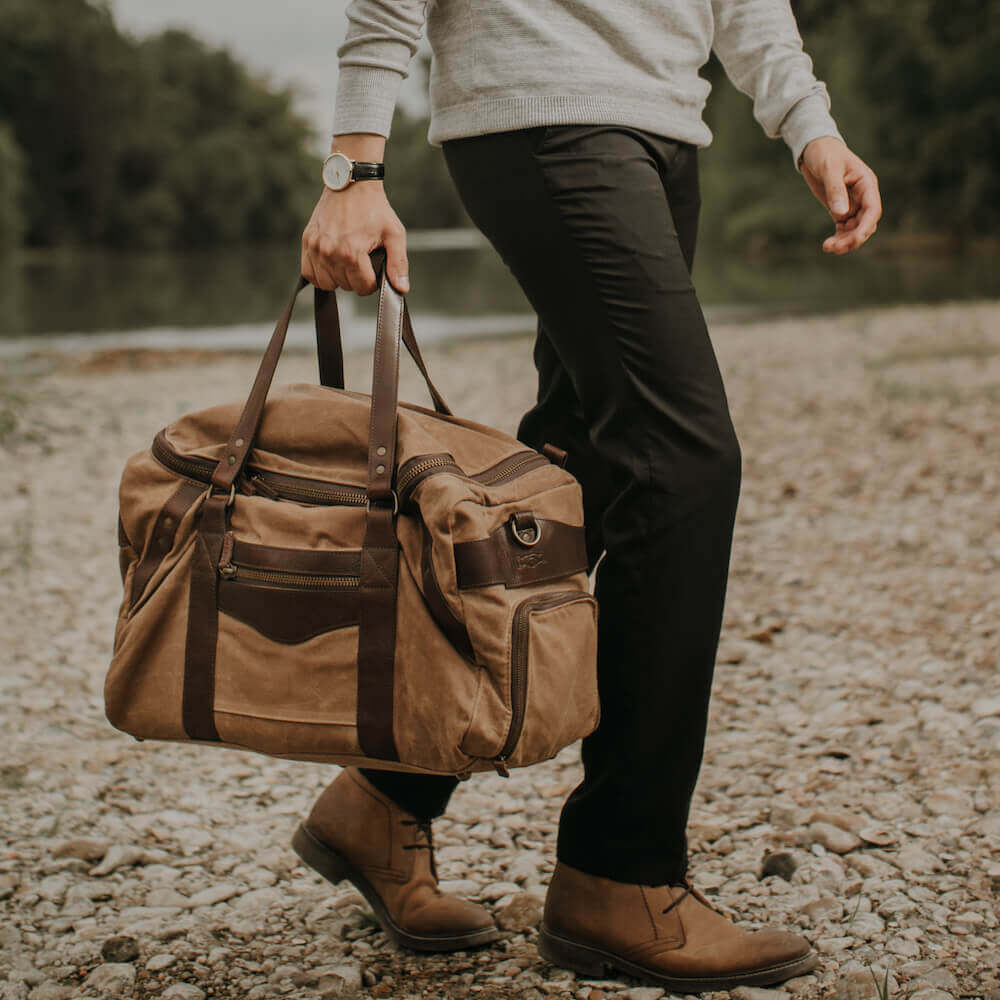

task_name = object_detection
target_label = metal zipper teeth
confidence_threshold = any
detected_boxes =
[398,451,551,507]
[151,433,366,507]
[494,591,594,775]
[220,565,360,588]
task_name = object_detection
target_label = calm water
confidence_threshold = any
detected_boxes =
[1,236,997,354]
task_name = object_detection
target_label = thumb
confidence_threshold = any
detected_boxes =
[823,171,850,219]
[382,225,410,293]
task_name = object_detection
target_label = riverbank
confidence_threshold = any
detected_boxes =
[1,298,998,1000]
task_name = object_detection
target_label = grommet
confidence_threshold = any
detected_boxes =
[376,445,387,456]
[235,437,245,448]
[375,464,385,475]
[227,455,236,466]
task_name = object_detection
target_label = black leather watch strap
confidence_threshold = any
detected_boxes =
[351,161,385,181]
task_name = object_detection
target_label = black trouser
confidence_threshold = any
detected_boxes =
[363,124,741,886]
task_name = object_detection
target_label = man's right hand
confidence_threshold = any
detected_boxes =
[301,134,410,296]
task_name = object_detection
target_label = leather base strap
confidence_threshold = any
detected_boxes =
[356,504,401,761]
[181,494,228,742]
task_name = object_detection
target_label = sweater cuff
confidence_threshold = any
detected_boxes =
[780,92,845,173]
[332,66,407,139]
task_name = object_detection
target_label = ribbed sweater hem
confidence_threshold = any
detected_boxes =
[423,94,714,150]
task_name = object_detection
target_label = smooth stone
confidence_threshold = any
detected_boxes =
[761,851,799,881]
[52,839,110,861]
[146,953,177,971]
[100,935,139,963]
[84,963,136,995]
[809,822,862,854]
[162,985,206,1000]
[183,883,244,908]
[479,881,522,901]
[496,892,543,932]
[910,991,954,1000]
[731,989,790,1000]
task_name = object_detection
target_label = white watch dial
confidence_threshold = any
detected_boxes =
[322,153,353,191]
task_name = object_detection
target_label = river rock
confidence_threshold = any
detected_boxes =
[496,892,543,932]
[84,963,136,995]
[809,822,862,854]
[100,935,139,963]
[162,985,206,1000]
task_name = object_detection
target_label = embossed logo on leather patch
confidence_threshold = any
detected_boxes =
[515,551,546,569]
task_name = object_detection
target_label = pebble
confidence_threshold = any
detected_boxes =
[809,822,862,854]
[622,989,665,1000]
[90,844,146,876]
[162,985,206,1000]
[909,991,955,1000]
[731,989,789,1000]
[146,952,177,971]
[760,851,798,881]
[84,963,136,995]
[496,892,543,932]
[101,935,140,963]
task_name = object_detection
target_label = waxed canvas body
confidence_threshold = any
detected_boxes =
[107,381,601,775]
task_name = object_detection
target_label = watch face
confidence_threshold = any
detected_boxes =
[322,153,352,191]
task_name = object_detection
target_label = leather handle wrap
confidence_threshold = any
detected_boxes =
[313,270,452,417]
[212,252,452,492]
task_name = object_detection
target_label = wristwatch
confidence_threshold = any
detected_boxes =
[322,151,385,191]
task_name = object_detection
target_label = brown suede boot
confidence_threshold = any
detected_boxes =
[291,767,499,952]
[539,862,818,992]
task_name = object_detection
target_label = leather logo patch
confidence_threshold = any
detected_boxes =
[514,550,546,570]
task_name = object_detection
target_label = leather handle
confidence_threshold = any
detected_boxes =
[211,249,450,493]
[313,267,453,418]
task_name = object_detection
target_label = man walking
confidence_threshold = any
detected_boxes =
[297,0,882,990]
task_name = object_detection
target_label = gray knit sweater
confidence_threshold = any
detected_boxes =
[333,0,844,172]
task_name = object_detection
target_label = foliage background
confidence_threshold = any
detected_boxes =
[0,0,996,252]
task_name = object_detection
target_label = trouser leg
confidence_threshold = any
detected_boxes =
[357,768,458,823]
[442,124,741,886]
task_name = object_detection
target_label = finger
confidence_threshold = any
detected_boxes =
[822,167,851,219]
[344,248,378,296]
[382,225,410,293]
[309,246,340,291]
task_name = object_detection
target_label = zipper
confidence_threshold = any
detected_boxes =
[397,450,552,508]
[152,431,551,511]
[218,564,360,588]
[492,590,595,777]
[151,431,367,507]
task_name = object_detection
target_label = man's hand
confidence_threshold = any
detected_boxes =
[301,133,410,295]
[799,137,882,255]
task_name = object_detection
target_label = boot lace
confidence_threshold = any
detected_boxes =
[401,819,439,882]
[661,882,692,916]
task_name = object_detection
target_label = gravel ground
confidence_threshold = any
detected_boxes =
[2,298,998,1000]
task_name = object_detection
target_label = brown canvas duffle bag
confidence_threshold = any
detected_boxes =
[106,250,600,777]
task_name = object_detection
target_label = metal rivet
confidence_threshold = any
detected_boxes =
[227,455,236,465]
[375,464,385,475]
[376,445,386,456]
[235,437,245,448]
[162,517,173,528]
[158,537,170,550]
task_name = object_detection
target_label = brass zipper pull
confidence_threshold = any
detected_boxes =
[218,532,236,578]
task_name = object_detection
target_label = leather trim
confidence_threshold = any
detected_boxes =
[356,504,400,761]
[453,518,588,589]
[181,495,227,741]
[228,537,362,576]
[420,524,476,662]
[129,480,204,610]
[218,580,360,644]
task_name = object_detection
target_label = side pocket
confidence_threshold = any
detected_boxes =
[501,590,599,771]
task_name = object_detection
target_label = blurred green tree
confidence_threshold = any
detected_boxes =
[0,0,316,248]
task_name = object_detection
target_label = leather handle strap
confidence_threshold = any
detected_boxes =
[313,273,453,418]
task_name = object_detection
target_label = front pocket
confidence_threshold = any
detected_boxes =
[217,535,361,644]
[493,590,599,774]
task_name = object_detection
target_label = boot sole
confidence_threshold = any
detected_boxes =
[291,823,500,953]
[538,925,819,994]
